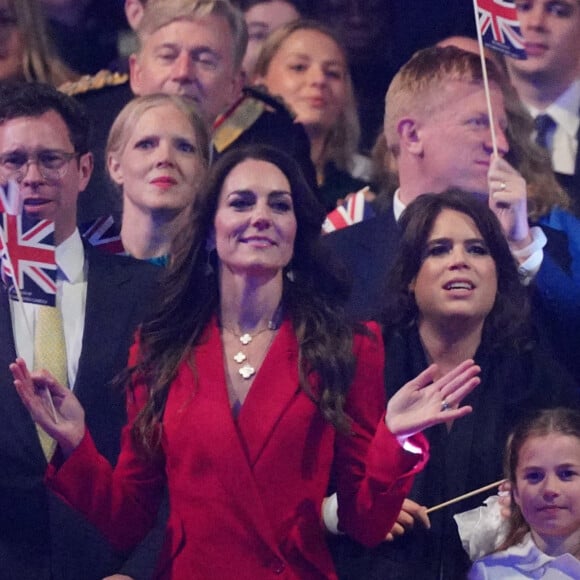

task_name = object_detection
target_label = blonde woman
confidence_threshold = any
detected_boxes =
[253,20,371,211]
[106,93,210,262]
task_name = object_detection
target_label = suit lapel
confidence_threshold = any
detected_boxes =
[74,249,135,400]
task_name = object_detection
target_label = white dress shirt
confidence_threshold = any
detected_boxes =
[11,229,87,389]
[527,79,580,176]
[469,533,580,579]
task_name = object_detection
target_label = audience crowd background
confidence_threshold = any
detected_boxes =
[0,0,580,579]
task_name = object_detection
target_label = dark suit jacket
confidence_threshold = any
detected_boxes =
[320,209,401,322]
[556,171,580,216]
[553,114,580,215]
[0,245,160,580]
[47,320,428,580]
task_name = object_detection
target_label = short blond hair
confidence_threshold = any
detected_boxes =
[385,46,504,157]
[137,0,248,71]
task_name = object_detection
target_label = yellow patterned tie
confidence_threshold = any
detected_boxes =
[33,304,68,460]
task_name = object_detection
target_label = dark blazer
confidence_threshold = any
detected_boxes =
[47,319,428,580]
[320,209,401,322]
[556,171,580,216]
[0,245,160,580]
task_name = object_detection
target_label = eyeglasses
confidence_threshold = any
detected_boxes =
[0,149,78,181]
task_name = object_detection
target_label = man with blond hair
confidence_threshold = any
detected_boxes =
[326,46,514,321]
[325,43,580,580]
[326,46,576,324]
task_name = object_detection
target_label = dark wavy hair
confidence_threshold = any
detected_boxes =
[129,145,357,452]
[498,407,580,551]
[382,190,530,350]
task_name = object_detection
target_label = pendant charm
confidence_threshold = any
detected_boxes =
[239,364,255,379]
[239,333,252,345]
[233,351,246,364]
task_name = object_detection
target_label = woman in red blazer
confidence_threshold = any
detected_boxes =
[12,145,480,580]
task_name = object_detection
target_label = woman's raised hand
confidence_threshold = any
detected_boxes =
[385,360,480,439]
[10,358,86,457]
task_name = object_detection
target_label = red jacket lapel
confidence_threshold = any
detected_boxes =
[236,318,303,467]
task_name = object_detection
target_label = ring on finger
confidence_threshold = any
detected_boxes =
[440,399,451,412]
[499,181,507,191]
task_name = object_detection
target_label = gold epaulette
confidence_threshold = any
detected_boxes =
[212,95,266,153]
[58,70,129,96]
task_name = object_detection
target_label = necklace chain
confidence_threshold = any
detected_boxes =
[221,308,283,380]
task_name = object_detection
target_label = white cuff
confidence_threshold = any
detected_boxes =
[322,493,343,535]
[512,226,546,285]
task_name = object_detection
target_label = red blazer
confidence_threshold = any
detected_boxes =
[47,319,428,580]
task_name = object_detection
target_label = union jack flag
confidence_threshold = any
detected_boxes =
[0,213,56,306]
[322,189,375,234]
[80,214,125,255]
[476,0,527,60]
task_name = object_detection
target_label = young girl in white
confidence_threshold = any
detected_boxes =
[469,408,580,579]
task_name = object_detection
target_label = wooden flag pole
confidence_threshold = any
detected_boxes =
[426,478,507,514]
[0,222,32,339]
[472,0,499,157]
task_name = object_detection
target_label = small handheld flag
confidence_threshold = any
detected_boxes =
[475,0,527,60]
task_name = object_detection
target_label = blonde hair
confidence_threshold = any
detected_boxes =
[385,46,504,157]
[137,0,248,71]
[7,0,76,85]
[106,93,211,180]
[253,19,360,173]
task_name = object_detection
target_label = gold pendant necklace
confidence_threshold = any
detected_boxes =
[221,307,283,380]
[229,325,275,379]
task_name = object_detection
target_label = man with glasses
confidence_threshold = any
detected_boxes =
[0,82,161,580]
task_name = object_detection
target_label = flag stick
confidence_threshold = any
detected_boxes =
[472,0,499,157]
[0,220,32,340]
[426,478,507,514]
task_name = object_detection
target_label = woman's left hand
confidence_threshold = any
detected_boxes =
[385,360,480,438]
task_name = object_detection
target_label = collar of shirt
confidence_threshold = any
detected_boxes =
[510,533,580,575]
[56,228,85,283]
[392,188,406,222]
[527,80,580,174]
[528,79,580,141]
